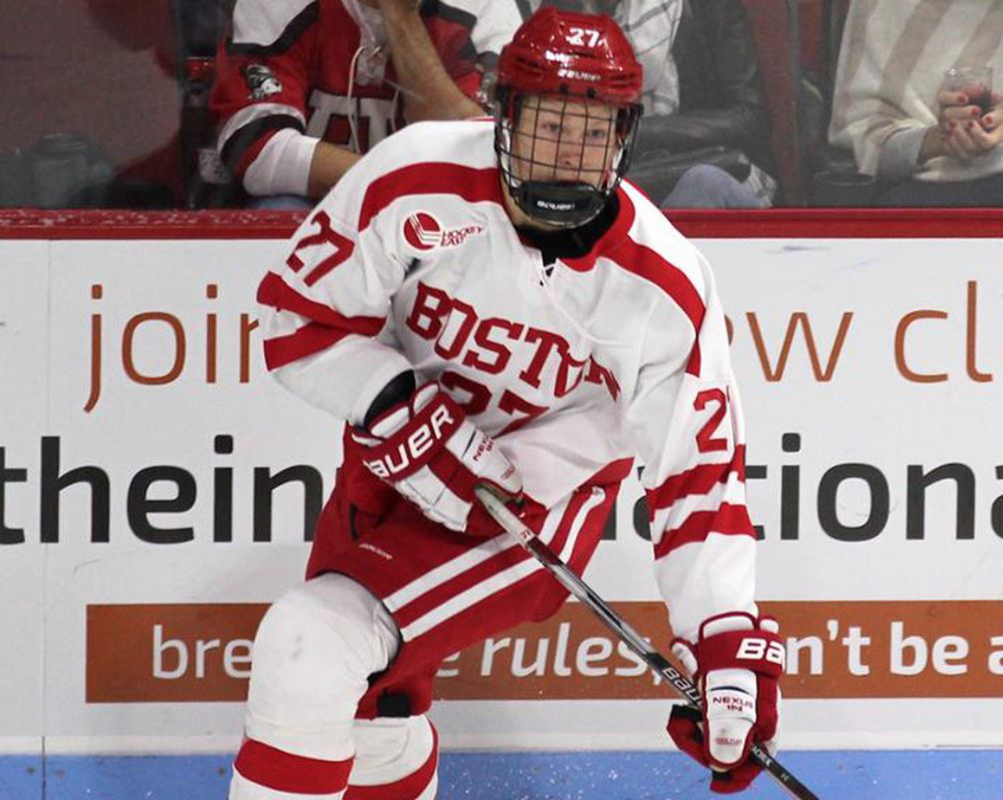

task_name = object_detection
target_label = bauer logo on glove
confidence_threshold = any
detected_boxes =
[667,612,784,794]
[361,401,458,479]
[736,637,786,665]
[354,382,522,532]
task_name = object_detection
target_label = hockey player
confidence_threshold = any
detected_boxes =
[232,7,782,798]
[211,0,521,202]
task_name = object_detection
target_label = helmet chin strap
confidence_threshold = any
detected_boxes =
[514,180,607,228]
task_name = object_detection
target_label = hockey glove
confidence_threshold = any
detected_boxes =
[666,613,783,794]
[353,382,522,532]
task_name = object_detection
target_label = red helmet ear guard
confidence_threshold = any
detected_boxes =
[492,7,644,228]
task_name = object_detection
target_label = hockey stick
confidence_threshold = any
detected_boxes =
[474,486,819,800]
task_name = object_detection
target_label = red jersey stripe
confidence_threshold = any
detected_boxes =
[589,457,634,486]
[567,190,707,375]
[647,445,747,513]
[563,486,619,577]
[625,238,706,375]
[652,503,755,560]
[560,185,636,273]
[357,162,503,231]
[257,271,385,334]
[234,738,352,794]
[263,322,355,370]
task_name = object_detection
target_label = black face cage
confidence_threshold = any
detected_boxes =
[493,87,642,228]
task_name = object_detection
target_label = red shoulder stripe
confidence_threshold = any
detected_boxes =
[621,238,706,375]
[257,271,384,370]
[572,190,707,375]
[358,163,503,231]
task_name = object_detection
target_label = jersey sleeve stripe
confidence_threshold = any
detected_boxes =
[652,473,747,537]
[647,445,746,512]
[218,104,306,151]
[257,272,385,340]
[357,163,502,231]
[258,271,372,326]
[221,113,307,175]
[262,322,358,370]
[652,503,755,560]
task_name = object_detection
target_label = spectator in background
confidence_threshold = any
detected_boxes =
[533,0,776,208]
[829,1,1003,206]
[211,0,521,207]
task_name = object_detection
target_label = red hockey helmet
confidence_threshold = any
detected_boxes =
[493,7,644,227]
[496,7,643,107]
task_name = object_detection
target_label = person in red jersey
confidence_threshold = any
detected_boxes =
[211,0,521,205]
[231,7,782,798]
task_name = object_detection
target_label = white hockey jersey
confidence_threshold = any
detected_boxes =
[257,118,758,641]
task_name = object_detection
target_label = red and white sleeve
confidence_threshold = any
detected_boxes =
[624,250,759,645]
[210,0,320,192]
[255,137,413,425]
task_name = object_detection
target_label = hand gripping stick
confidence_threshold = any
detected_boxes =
[475,486,820,800]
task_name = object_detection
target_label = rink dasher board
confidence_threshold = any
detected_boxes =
[1,231,1002,754]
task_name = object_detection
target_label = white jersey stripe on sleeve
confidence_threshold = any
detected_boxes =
[646,446,746,514]
[218,102,307,150]
[650,473,746,541]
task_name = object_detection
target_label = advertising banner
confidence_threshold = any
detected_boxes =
[1,232,1001,754]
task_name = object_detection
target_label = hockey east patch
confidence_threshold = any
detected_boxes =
[403,212,485,252]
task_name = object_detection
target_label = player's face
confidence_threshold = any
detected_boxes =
[511,95,618,187]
